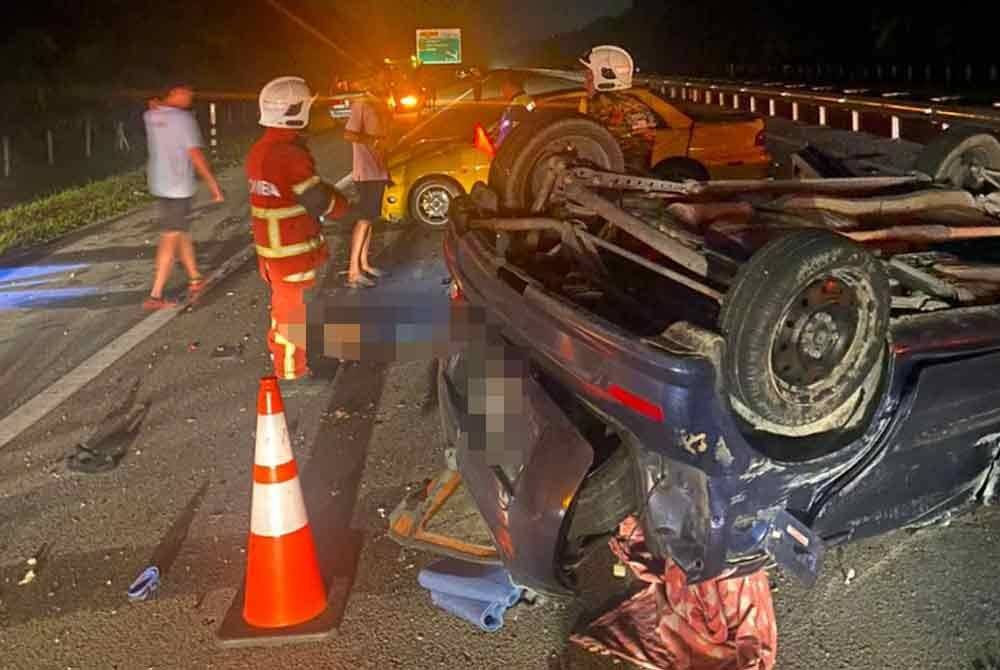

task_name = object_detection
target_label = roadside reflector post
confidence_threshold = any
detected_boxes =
[750,96,757,113]
[670,87,676,98]
[769,99,776,117]
[210,102,218,160]
[851,110,860,132]
[2,136,9,178]
[733,94,740,110]
[706,90,712,105]
[792,102,799,121]
[46,129,54,166]
[819,106,827,126]
[891,115,900,140]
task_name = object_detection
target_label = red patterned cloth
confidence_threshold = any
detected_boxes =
[570,516,778,670]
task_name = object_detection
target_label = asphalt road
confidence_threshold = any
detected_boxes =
[2,79,1000,670]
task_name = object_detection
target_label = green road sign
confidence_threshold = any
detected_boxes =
[416,29,462,65]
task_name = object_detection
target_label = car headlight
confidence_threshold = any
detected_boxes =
[400,95,419,108]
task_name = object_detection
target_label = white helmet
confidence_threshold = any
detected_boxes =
[258,76,316,129]
[579,45,634,92]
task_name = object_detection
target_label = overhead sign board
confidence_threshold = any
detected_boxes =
[416,28,462,65]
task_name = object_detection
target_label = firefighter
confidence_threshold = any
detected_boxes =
[578,45,659,173]
[247,76,351,383]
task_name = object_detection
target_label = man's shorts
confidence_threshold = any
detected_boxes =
[156,196,193,232]
[354,180,387,223]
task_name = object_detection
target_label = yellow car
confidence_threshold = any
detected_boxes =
[381,86,773,229]
[381,133,492,229]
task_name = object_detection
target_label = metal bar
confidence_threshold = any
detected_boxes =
[578,230,722,302]
[563,183,709,277]
[85,117,92,158]
[2,136,9,177]
[46,130,54,165]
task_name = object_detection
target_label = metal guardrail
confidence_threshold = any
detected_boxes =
[527,68,1000,143]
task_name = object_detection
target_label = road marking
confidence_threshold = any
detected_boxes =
[0,243,255,449]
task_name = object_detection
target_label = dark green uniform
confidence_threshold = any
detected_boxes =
[579,91,658,173]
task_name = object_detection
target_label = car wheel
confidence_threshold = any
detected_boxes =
[489,114,625,211]
[719,230,890,438]
[408,177,464,230]
[564,442,636,544]
[914,127,1000,191]
[652,157,710,182]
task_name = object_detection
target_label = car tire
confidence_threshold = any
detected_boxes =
[408,177,464,230]
[914,127,1000,191]
[564,442,636,543]
[489,114,625,211]
[719,230,890,438]
[652,157,710,182]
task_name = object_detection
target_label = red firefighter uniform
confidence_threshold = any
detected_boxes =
[246,127,348,380]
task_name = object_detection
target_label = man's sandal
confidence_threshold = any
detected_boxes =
[142,296,178,311]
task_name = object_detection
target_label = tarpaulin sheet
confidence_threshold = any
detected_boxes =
[570,516,778,670]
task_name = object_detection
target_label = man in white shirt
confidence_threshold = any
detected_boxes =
[343,74,392,289]
[142,83,224,310]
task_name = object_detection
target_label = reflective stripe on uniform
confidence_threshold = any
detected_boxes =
[255,234,325,259]
[252,204,308,220]
[292,175,321,195]
[283,269,317,283]
[271,319,298,380]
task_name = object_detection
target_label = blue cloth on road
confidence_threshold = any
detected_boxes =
[418,558,523,632]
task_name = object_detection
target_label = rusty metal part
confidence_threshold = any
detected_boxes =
[933,263,1000,283]
[773,189,979,218]
[888,259,976,303]
[846,225,1000,243]
[562,182,709,277]
[577,230,723,302]
[666,202,755,230]
[469,217,571,236]
[569,166,930,198]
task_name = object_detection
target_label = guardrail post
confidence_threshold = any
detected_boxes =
[851,110,860,132]
[792,102,799,121]
[819,106,827,126]
[768,99,776,117]
[733,94,740,110]
[46,129,54,166]
[750,96,756,112]
[891,115,900,140]
[2,136,10,177]
[706,90,712,105]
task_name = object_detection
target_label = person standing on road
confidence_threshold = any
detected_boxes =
[142,83,224,310]
[496,71,537,145]
[247,76,351,383]
[578,45,659,173]
[343,72,392,289]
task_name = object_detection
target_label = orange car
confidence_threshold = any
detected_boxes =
[533,86,773,181]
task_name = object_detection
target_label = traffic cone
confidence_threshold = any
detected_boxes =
[241,375,326,628]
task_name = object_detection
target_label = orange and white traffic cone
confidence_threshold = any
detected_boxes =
[241,375,326,628]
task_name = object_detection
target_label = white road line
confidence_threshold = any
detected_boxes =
[0,169,355,450]
[0,244,255,449]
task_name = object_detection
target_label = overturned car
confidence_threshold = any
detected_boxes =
[436,112,1000,596]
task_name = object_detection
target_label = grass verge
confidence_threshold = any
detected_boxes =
[0,135,255,258]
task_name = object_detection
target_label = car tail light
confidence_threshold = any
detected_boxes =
[473,123,496,158]
[607,384,665,423]
[755,129,766,146]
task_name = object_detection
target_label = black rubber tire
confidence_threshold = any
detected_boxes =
[564,444,636,542]
[719,229,890,436]
[652,157,710,182]
[914,127,1000,191]
[489,114,625,211]
[408,176,463,230]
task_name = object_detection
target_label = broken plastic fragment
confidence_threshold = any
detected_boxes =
[18,569,36,586]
